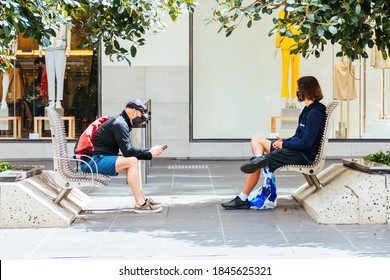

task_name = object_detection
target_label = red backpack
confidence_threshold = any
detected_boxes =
[74,116,110,155]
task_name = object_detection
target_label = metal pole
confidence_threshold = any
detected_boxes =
[146,99,152,173]
[382,69,387,118]
[359,56,367,137]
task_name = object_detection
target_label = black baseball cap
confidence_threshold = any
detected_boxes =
[126,99,149,119]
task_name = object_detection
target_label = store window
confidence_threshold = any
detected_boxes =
[0,22,98,140]
[192,1,335,140]
[191,0,390,140]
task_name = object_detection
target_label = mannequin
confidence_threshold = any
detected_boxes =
[333,57,357,137]
[275,10,301,108]
[1,40,18,109]
[0,72,10,130]
[371,47,390,69]
[40,23,71,109]
[37,58,48,101]
[371,47,390,118]
[334,58,357,101]
[1,71,9,109]
[0,65,25,103]
[0,39,18,130]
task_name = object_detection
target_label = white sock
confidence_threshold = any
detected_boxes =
[254,154,262,158]
[238,192,248,201]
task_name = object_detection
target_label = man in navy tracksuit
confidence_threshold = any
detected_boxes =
[222,76,326,210]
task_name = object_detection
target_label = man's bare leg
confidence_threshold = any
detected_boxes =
[115,156,146,207]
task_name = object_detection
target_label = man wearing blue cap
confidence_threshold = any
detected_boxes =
[78,99,166,213]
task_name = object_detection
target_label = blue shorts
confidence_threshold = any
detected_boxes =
[80,155,118,176]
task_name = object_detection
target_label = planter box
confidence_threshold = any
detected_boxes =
[0,165,44,182]
[342,158,390,174]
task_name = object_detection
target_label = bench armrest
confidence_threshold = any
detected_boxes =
[55,156,98,187]
[73,154,101,175]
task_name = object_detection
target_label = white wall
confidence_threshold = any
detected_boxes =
[101,14,191,158]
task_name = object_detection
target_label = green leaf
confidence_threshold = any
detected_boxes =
[4,27,11,37]
[253,14,261,21]
[105,44,112,55]
[316,27,324,37]
[328,26,338,35]
[285,6,295,13]
[263,8,270,15]
[114,39,120,49]
[130,45,137,57]
[355,4,361,14]
[0,161,13,172]
[307,13,315,21]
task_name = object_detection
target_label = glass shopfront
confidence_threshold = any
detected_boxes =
[0,22,98,140]
[191,0,390,141]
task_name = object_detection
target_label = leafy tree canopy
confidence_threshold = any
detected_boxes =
[2,0,389,72]
[0,0,197,71]
[209,0,390,61]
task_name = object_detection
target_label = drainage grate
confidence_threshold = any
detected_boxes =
[168,165,208,169]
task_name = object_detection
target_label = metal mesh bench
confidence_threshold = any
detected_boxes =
[46,108,110,204]
[275,101,339,189]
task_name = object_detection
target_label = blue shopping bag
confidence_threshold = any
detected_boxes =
[248,167,277,209]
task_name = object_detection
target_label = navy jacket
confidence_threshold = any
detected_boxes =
[86,110,152,160]
[282,101,326,163]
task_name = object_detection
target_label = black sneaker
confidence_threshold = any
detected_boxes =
[221,196,250,210]
[240,156,267,174]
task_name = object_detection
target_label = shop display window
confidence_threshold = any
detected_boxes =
[0,24,98,140]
